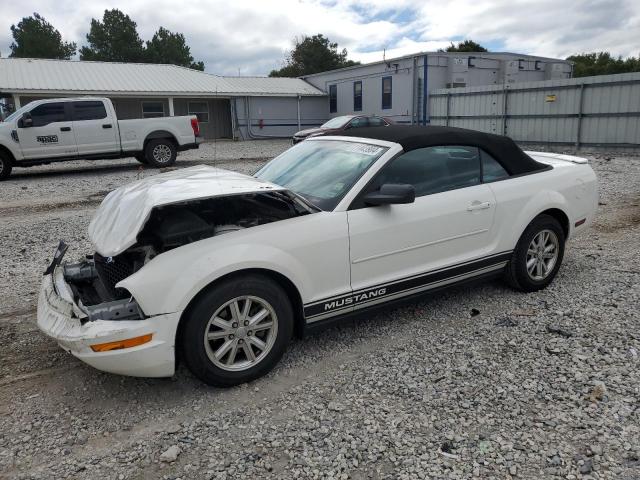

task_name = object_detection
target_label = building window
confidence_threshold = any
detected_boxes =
[329,85,337,113]
[188,101,209,123]
[353,81,362,111]
[382,76,392,110]
[142,102,165,118]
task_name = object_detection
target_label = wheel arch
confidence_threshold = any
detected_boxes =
[0,144,16,163]
[143,130,178,150]
[537,207,570,239]
[174,268,305,366]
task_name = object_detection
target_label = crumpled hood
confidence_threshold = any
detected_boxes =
[88,165,285,257]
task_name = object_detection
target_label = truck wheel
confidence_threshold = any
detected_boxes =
[504,214,565,292]
[134,153,148,165]
[181,274,294,387]
[144,139,177,167]
[0,152,13,180]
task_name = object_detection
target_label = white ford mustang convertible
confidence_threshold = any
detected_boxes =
[37,126,598,386]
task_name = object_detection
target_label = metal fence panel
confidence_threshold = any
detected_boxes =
[428,71,640,150]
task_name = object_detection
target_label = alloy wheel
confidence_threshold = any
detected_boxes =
[204,296,278,372]
[526,229,559,280]
[152,144,172,163]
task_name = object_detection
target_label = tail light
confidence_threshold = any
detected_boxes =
[191,117,200,137]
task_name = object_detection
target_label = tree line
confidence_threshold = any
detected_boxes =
[5,13,639,79]
[7,10,204,70]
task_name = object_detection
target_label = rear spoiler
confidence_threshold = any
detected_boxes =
[524,151,589,164]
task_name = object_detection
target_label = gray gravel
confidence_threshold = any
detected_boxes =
[0,143,639,479]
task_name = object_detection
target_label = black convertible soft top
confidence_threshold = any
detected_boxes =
[325,125,548,175]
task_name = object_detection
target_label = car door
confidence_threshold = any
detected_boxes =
[71,100,119,155]
[18,102,77,159]
[347,145,502,297]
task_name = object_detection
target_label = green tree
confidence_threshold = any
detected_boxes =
[269,34,359,77]
[443,40,488,52]
[79,9,144,62]
[9,13,76,59]
[567,52,640,77]
[145,27,204,70]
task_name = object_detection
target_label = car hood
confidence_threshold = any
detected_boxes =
[294,127,326,137]
[88,165,285,257]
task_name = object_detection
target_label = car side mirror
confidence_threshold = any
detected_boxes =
[20,112,33,128]
[362,183,415,206]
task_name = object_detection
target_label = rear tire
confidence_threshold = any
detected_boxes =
[504,214,565,292]
[144,138,177,167]
[181,274,294,387]
[0,151,13,180]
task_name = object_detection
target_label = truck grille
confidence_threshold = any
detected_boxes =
[94,253,134,300]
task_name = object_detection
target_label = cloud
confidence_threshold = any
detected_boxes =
[0,0,638,76]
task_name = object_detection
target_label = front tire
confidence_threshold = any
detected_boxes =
[0,152,13,180]
[181,274,294,387]
[144,138,177,167]
[504,214,565,292]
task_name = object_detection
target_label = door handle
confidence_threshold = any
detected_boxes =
[467,201,491,211]
[102,124,112,129]
[60,126,71,132]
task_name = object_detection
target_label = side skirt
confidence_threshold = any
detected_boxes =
[302,267,504,336]
[303,251,512,322]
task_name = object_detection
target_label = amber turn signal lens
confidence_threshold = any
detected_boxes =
[90,334,153,352]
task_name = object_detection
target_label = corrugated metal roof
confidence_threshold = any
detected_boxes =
[0,58,325,97]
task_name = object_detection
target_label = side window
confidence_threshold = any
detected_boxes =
[72,101,107,121]
[368,117,386,127]
[381,76,392,109]
[373,146,480,198]
[329,85,337,113]
[353,81,362,111]
[480,150,510,182]
[349,117,369,128]
[142,102,164,118]
[29,103,67,127]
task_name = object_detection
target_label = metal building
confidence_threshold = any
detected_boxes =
[0,58,327,140]
[302,52,573,125]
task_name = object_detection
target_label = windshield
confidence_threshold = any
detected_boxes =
[255,140,387,210]
[3,104,30,123]
[321,116,352,129]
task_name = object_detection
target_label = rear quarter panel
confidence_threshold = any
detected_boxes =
[488,160,598,252]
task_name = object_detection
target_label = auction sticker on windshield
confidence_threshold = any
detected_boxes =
[339,143,385,156]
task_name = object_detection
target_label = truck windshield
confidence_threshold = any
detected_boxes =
[255,139,387,210]
[3,104,31,123]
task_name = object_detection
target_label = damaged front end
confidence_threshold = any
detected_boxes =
[37,168,315,377]
[62,189,316,321]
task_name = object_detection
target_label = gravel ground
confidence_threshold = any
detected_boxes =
[0,142,639,480]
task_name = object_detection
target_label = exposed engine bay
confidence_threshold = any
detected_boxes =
[62,191,316,321]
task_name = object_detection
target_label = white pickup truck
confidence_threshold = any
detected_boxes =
[0,97,202,179]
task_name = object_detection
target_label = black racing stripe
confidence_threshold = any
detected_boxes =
[305,251,512,309]
[304,251,511,318]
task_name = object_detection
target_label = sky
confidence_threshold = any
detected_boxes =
[0,0,638,76]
